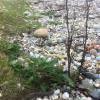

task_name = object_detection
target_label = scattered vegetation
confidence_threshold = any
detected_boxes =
[0,39,21,59]
[0,0,42,36]
[0,39,74,99]
[10,57,75,92]
[0,42,22,100]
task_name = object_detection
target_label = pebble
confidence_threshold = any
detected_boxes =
[35,54,40,58]
[73,61,81,67]
[33,28,48,38]
[22,33,29,37]
[62,92,69,99]
[36,98,42,100]
[80,96,92,100]
[0,93,2,97]
[81,96,88,100]
[90,49,97,56]
[30,52,34,57]
[87,97,92,100]
[94,83,100,88]
[85,56,91,61]
[43,97,49,100]
[17,83,21,88]
[51,94,58,100]
[91,55,95,59]
[47,57,52,62]
[54,89,60,95]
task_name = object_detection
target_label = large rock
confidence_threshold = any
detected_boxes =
[33,28,48,38]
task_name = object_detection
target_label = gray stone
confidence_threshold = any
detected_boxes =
[90,89,100,100]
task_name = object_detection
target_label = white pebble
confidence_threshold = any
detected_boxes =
[51,94,58,100]
[54,89,60,95]
[81,96,87,100]
[89,80,93,84]
[47,57,52,62]
[87,97,92,100]
[17,83,21,88]
[94,83,100,87]
[81,96,92,100]
[85,57,91,61]
[0,93,2,97]
[43,97,49,100]
[36,98,42,100]
[62,92,69,99]
[30,52,34,57]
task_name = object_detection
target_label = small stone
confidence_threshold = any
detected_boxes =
[51,94,58,100]
[36,98,42,100]
[30,52,34,57]
[47,57,52,62]
[80,96,87,100]
[87,97,92,100]
[79,75,84,80]
[17,83,21,88]
[73,61,81,67]
[43,97,49,100]
[94,83,100,88]
[81,96,92,100]
[0,93,2,97]
[89,80,94,84]
[22,33,28,37]
[68,98,73,100]
[85,56,91,61]
[91,55,95,59]
[33,28,48,38]
[62,92,69,99]
[73,65,78,70]
[54,89,60,95]
[94,80,100,88]
[35,54,40,58]
[90,49,97,56]
[83,61,92,68]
